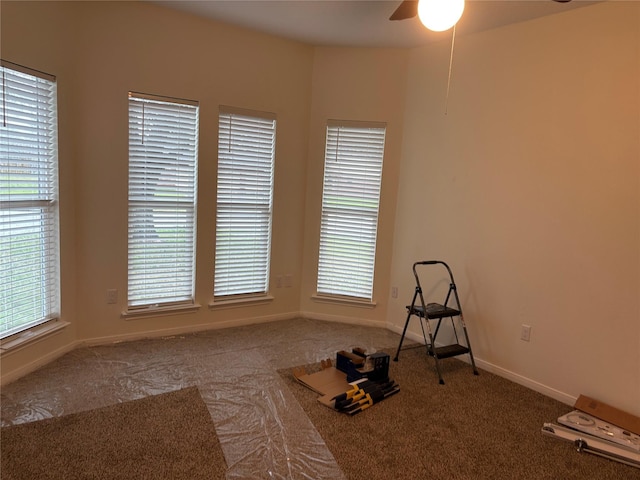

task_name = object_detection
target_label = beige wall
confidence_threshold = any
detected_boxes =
[2,1,639,418]
[69,1,313,341]
[0,1,80,379]
[299,46,409,325]
[1,0,314,379]
[389,2,640,415]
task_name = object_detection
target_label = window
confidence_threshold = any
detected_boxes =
[214,106,276,299]
[317,121,386,301]
[0,61,60,338]
[127,92,199,310]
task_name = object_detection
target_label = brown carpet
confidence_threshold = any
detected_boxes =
[0,386,227,480]
[281,347,640,480]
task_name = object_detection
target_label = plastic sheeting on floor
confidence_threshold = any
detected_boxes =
[1,318,401,479]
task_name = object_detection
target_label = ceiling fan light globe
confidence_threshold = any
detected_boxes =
[417,0,465,32]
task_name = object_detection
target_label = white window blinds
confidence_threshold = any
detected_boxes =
[317,121,386,300]
[214,107,276,298]
[0,61,60,338]
[127,93,199,308]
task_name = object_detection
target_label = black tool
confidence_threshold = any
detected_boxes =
[333,379,394,409]
[335,380,398,412]
[345,383,400,415]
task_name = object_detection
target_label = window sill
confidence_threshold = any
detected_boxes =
[311,294,376,308]
[209,294,274,310]
[0,320,71,355]
[122,303,201,320]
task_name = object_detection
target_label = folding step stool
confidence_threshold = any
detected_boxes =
[394,260,479,384]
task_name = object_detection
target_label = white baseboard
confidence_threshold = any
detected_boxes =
[2,313,577,408]
[473,357,576,407]
[1,313,300,386]
[300,311,388,329]
[1,340,80,387]
[385,322,576,407]
[386,321,413,338]
[82,311,300,347]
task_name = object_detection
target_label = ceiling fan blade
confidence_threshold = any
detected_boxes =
[388,0,569,23]
[389,0,418,21]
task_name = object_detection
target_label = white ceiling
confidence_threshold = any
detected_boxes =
[151,0,597,48]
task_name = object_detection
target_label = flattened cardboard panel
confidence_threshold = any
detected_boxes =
[574,395,640,436]
[294,366,350,399]
[318,394,336,408]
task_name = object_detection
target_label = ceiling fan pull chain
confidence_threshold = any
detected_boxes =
[445,24,457,115]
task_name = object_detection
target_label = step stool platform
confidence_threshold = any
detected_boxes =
[428,344,470,359]
[407,302,460,319]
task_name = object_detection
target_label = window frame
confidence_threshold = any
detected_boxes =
[0,60,61,340]
[212,105,276,304]
[315,119,386,304]
[126,92,200,315]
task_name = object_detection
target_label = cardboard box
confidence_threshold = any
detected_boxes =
[293,363,351,408]
[293,349,399,413]
[336,349,390,382]
[574,394,640,436]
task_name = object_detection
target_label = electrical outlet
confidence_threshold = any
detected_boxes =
[391,286,398,298]
[106,289,118,304]
[520,324,531,342]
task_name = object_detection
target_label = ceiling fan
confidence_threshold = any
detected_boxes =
[390,0,573,23]
[389,0,574,112]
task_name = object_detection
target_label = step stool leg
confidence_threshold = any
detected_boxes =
[460,315,479,375]
[395,287,420,361]
[429,332,445,385]
[422,318,445,385]
[393,309,413,362]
